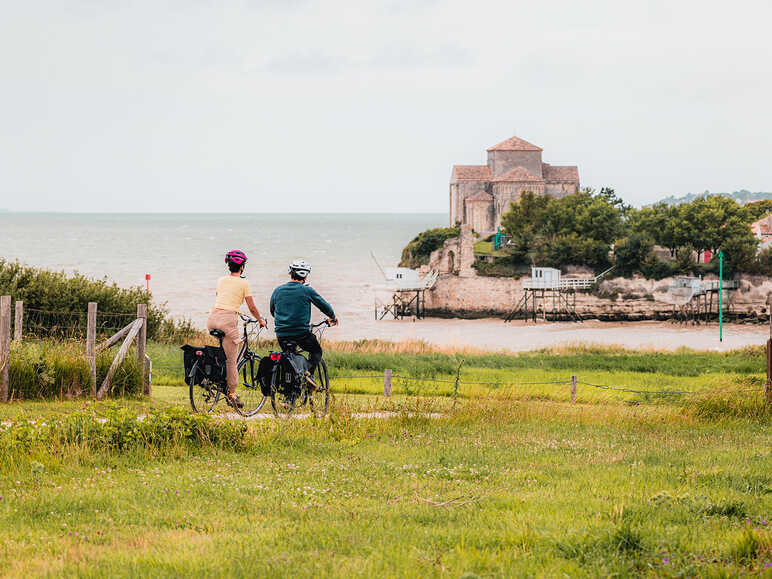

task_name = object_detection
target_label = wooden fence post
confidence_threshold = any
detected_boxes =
[766,295,772,407]
[0,296,10,402]
[86,302,97,397]
[137,304,149,395]
[570,374,577,404]
[13,301,23,342]
[384,369,392,397]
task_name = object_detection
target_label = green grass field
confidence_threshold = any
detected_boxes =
[0,346,770,577]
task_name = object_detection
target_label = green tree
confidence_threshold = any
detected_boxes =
[613,234,655,276]
[744,199,772,222]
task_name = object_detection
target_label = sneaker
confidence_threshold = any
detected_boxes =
[227,394,244,409]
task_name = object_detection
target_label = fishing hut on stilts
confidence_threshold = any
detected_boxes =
[664,277,739,324]
[505,266,614,323]
[371,252,439,320]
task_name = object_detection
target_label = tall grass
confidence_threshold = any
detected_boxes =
[8,340,141,400]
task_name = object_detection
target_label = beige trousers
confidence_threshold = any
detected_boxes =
[206,309,240,395]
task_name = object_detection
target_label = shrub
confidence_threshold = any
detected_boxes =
[8,341,141,400]
[399,225,460,268]
[0,260,168,339]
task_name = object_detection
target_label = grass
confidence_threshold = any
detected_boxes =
[0,345,770,576]
[473,240,508,258]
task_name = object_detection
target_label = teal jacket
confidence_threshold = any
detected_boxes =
[270,282,336,337]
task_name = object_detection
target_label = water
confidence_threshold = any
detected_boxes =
[0,212,445,327]
[1,212,765,350]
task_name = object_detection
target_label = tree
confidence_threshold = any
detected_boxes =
[614,234,655,276]
[743,200,772,222]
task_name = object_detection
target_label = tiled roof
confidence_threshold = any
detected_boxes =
[452,165,491,181]
[751,214,772,236]
[465,191,494,203]
[542,163,579,182]
[493,167,544,182]
[486,136,542,152]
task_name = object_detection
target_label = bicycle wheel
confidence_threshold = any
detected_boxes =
[308,359,330,418]
[236,356,267,417]
[190,375,221,414]
[270,364,300,418]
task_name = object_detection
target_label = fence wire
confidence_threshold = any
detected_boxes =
[136,367,769,399]
[20,308,136,341]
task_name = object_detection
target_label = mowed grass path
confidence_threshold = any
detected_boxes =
[0,346,770,577]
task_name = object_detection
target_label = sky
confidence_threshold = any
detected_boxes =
[1,0,770,213]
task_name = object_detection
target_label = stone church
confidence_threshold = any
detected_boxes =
[449,136,580,234]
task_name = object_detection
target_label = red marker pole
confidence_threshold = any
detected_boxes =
[145,274,151,293]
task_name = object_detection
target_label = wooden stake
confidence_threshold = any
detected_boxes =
[766,295,772,406]
[384,368,392,397]
[96,322,134,353]
[13,301,22,342]
[136,304,149,395]
[86,302,97,397]
[96,318,143,400]
[570,374,577,404]
[0,296,10,402]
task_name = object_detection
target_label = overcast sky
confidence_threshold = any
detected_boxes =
[1,0,770,213]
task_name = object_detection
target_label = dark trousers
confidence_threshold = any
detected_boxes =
[278,332,323,374]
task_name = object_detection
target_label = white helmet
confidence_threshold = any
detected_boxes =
[289,259,311,278]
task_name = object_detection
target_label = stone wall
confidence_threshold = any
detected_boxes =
[488,150,543,178]
[423,272,772,321]
[545,181,577,197]
[449,180,487,225]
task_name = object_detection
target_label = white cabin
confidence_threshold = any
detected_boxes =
[524,267,562,289]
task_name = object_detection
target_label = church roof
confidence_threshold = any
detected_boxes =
[493,167,543,182]
[452,165,491,181]
[465,191,494,203]
[542,163,579,182]
[486,136,542,152]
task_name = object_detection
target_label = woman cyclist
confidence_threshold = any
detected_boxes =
[207,250,267,408]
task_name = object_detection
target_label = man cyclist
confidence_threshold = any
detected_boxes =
[270,260,337,384]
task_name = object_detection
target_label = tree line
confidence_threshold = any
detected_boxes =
[497,190,772,278]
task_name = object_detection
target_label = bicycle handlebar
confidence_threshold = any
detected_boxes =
[310,320,332,329]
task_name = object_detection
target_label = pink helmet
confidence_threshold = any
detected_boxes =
[225,250,247,266]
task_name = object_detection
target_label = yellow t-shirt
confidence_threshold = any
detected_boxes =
[213,276,252,312]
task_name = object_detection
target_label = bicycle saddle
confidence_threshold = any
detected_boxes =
[209,329,225,339]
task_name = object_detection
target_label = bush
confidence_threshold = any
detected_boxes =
[0,260,169,339]
[8,341,141,400]
[472,259,524,277]
[399,225,460,268]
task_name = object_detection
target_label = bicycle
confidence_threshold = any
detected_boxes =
[183,314,268,416]
[268,320,332,418]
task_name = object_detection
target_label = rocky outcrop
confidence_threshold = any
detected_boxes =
[423,273,772,322]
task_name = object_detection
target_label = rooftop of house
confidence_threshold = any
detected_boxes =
[486,136,543,152]
[452,165,491,181]
[751,214,772,236]
[542,163,579,181]
[465,191,494,202]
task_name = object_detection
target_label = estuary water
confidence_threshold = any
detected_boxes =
[0,212,766,351]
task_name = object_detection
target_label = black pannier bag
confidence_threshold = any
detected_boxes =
[181,345,227,385]
[256,355,277,396]
[282,351,310,378]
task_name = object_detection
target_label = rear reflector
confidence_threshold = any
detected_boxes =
[270,353,281,361]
